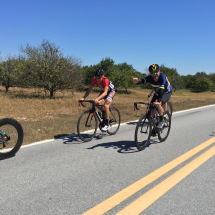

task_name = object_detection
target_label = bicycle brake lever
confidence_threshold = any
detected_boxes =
[134,103,139,111]
[79,102,86,107]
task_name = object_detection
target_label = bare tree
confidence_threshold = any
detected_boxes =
[20,40,83,98]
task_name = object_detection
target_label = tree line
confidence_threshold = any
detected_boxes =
[0,40,214,98]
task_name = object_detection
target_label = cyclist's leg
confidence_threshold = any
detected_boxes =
[150,94,158,136]
[102,91,115,131]
[104,91,115,120]
[151,94,158,116]
[161,93,171,110]
[97,92,105,112]
[163,102,167,111]
[157,93,171,129]
[104,100,111,121]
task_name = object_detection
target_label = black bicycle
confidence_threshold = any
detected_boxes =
[77,100,121,142]
[134,102,171,151]
[0,118,24,159]
[166,101,173,116]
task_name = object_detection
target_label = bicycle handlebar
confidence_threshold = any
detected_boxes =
[134,102,159,111]
[79,100,103,108]
[78,100,92,107]
[134,102,151,111]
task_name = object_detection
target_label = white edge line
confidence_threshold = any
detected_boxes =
[20,103,215,148]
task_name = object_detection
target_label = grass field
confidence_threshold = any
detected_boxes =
[1,86,215,145]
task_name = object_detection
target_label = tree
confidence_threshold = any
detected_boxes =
[191,72,212,92]
[20,40,83,98]
[0,55,22,92]
[115,63,139,92]
[193,71,208,80]
[181,75,193,89]
[208,73,215,91]
[160,64,183,91]
[191,77,213,92]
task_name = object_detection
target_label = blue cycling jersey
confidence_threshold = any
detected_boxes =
[143,73,172,95]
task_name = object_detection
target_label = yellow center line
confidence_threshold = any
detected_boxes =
[116,145,215,215]
[82,137,215,215]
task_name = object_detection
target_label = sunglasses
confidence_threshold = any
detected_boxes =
[150,70,159,74]
[96,76,102,79]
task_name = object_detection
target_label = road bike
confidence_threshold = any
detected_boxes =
[166,101,172,116]
[134,102,171,151]
[0,118,24,159]
[77,100,121,142]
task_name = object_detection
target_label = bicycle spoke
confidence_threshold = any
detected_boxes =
[77,110,97,142]
[107,107,120,135]
[158,111,171,142]
[135,114,151,151]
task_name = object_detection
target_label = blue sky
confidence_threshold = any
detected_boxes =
[1,0,215,75]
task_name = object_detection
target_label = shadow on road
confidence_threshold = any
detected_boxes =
[126,121,138,125]
[56,133,109,144]
[87,140,138,153]
[53,131,161,151]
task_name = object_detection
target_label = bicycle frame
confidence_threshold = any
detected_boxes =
[80,100,104,124]
[80,100,118,127]
[134,102,161,134]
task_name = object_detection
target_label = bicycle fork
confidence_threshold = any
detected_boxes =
[85,113,94,127]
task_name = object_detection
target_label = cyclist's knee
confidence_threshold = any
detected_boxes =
[97,99,103,104]
[104,100,111,107]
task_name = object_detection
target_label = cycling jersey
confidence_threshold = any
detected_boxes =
[91,77,115,93]
[142,73,172,95]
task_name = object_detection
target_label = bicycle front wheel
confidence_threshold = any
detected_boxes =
[0,118,24,160]
[135,114,152,151]
[107,107,121,135]
[77,110,97,142]
[158,111,171,142]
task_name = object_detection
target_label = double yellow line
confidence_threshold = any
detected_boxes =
[82,136,215,215]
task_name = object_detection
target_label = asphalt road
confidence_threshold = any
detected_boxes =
[1,104,215,215]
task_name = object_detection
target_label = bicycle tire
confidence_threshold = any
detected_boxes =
[157,111,171,142]
[107,107,121,135]
[167,101,172,116]
[135,114,152,151]
[77,110,97,142]
[0,118,23,160]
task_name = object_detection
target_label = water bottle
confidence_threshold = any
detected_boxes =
[156,115,160,124]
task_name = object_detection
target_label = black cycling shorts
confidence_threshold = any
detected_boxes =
[151,93,171,105]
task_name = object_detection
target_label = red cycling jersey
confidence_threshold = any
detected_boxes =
[90,77,115,92]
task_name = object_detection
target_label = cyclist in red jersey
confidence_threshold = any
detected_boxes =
[78,69,115,131]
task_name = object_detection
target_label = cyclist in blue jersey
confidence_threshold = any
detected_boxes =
[132,64,172,132]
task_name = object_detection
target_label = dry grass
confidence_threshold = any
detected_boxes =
[1,86,215,145]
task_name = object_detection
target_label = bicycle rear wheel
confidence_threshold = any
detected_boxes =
[158,111,171,142]
[167,102,172,116]
[0,118,24,160]
[107,107,121,135]
[77,110,97,142]
[135,114,152,151]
